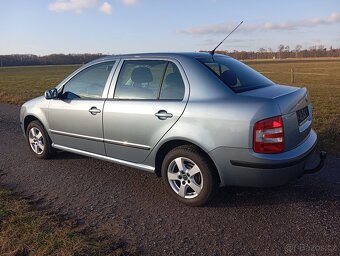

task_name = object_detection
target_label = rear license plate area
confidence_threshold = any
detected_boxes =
[296,106,309,125]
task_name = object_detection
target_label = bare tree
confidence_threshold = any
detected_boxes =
[294,44,302,58]
[295,44,302,52]
[318,44,325,51]
[309,45,317,51]
[278,44,285,52]
[278,44,284,59]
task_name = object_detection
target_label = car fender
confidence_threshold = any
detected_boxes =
[20,96,51,136]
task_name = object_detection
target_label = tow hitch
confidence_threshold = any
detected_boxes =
[303,151,327,174]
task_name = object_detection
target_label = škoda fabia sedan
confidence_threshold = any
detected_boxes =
[20,53,326,206]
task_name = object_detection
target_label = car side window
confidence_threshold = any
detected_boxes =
[62,61,115,99]
[159,62,185,100]
[114,60,168,100]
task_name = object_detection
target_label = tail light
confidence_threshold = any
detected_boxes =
[253,116,284,153]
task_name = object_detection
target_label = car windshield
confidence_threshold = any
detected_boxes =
[198,56,274,93]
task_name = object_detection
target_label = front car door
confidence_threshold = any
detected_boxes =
[103,58,189,163]
[48,60,118,155]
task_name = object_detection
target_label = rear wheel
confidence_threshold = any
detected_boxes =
[26,121,53,159]
[161,145,218,206]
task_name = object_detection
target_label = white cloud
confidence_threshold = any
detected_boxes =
[48,0,138,14]
[49,0,97,13]
[328,12,340,23]
[178,23,256,35]
[122,0,137,6]
[179,12,340,35]
[99,2,112,15]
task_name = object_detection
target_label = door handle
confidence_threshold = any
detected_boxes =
[155,110,173,120]
[89,107,101,115]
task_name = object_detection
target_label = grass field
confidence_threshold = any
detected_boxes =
[0,59,339,153]
[0,65,80,104]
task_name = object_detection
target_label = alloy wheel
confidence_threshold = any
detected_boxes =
[28,127,45,155]
[167,157,203,199]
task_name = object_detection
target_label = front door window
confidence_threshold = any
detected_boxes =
[62,61,115,99]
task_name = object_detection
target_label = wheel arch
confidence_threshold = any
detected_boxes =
[24,114,54,158]
[154,139,221,184]
[24,115,47,134]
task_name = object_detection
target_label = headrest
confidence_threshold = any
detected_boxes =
[131,67,153,83]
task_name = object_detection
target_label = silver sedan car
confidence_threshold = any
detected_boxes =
[20,53,326,206]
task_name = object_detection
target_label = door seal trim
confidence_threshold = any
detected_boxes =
[103,138,150,150]
[49,129,103,142]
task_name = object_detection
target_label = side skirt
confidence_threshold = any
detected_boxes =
[52,143,155,173]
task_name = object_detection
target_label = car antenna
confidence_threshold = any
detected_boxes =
[209,21,244,56]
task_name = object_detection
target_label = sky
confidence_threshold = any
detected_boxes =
[0,0,339,55]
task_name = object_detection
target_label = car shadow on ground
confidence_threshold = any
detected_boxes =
[51,151,88,160]
[208,178,340,208]
[45,151,339,209]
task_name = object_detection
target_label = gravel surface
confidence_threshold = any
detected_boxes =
[0,103,339,255]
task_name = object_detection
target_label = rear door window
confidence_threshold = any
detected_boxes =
[114,60,185,100]
[114,60,167,99]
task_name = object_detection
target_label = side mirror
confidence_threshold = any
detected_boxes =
[44,88,58,100]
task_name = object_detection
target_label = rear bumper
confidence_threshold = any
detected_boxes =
[209,129,322,187]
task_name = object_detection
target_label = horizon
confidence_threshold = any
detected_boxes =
[1,46,340,57]
[0,0,339,55]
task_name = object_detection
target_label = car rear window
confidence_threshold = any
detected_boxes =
[198,56,274,93]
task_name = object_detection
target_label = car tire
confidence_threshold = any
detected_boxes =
[26,120,53,159]
[161,145,219,206]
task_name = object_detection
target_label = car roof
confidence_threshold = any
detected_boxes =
[92,52,230,63]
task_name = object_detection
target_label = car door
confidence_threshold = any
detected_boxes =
[48,60,117,155]
[103,59,189,163]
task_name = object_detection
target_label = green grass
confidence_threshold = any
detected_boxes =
[0,59,339,153]
[0,65,80,104]
[0,189,136,255]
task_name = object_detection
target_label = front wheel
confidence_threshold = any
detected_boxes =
[161,145,219,206]
[26,120,53,159]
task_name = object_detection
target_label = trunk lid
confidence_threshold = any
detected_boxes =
[241,84,312,151]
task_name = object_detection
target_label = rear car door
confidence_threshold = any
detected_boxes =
[48,60,117,155]
[103,58,189,163]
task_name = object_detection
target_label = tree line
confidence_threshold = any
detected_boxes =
[0,53,106,67]
[0,45,340,67]
[210,45,340,60]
